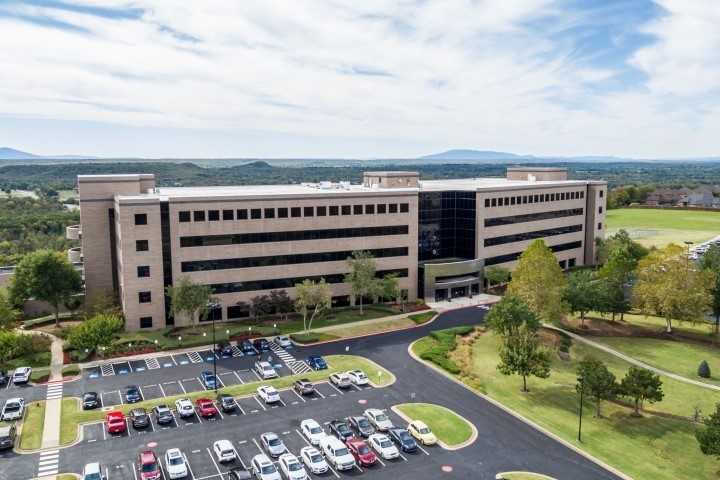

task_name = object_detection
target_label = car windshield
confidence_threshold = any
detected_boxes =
[357,444,371,454]
[336,447,349,456]
[399,432,412,440]
[263,365,273,371]
[287,461,301,471]
[338,424,350,432]
[205,375,216,382]
[5,403,20,411]
[375,413,388,421]
[357,372,366,378]
[266,388,277,395]
[109,418,123,424]
[358,418,370,427]
[168,457,184,466]
[84,473,102,480]
[261,464,277,474]
[268,438,281,446]
[201,402,213,409]
[420,427,431,434]
[380,439,392,448]
[126,389,139,396]
[310,453,323,463]
[309,426,322,434]
[141,462,158,472]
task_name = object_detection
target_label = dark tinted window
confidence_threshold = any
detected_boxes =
[136,240,149,252]
[194,211,205,221]
[179,211,191,222]
[264,208,275,219]
[291,207,301,218]
[251,209,261,219]
[304,206,314,217]
[329,206,339,216]
[237,209,248,219]
[223,209,234,220]
[135,213,147,225]
[208,210,220,221]
[139,316,153,328]
[278,208,288,218]
[137,266,150,277]
[138,291,152,303]
[317,206,327,216]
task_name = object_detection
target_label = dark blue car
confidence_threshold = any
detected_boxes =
[123,385,142,403]
[239,339,256,355]
[388,428,417,452]
[307,355,327,370]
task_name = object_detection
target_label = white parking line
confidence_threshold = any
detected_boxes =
[327,382,344,395]
[138,386,145,401]
[251,438,264,454]
[233,371,244,384]
[314,388,325,399]
[102,422,107,441]
[158,383,167,397]
[416,444,430,455]
[206,447,224,478]
[233,398,246,415]
[251,370,263,381]
[375,456,386,467]
[128,361,134,373]
[252,396,267,411]
[179,381,187,394]
[215,404,224,419]
[399,452,408,461]
[232,445,248,469]
[132,461,138,480]
[182,452,197,480]
[291,389,306,403]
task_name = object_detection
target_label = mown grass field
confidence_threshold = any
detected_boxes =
[395,403,473,446]
[606,208,720,248]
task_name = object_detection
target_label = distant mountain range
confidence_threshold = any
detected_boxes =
[0,147,98,160]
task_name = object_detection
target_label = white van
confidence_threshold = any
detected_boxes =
[319,436,355,471]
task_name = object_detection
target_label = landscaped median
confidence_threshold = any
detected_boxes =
[53,355,393,447]
[393,402,475,448]
[18,400,46,450]
[495,473,557,480]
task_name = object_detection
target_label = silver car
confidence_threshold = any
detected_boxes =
[260,432,285,457]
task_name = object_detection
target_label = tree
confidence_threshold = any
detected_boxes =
[345,250,377,315]
[485,265,510,292]
[563,269,597,325]
[8,249,83,326]
[699,244,720,334]
[596,247,637,321]
[269,290,294,320]
[66,313,124,351]
[165,275,214,333]
[632,243,713,333]
[486,293,541,336]
[0,288,20,330]
[82,289,123,317]
[619,366,664,416]
[507,239,567,324]
[576,355,617,418]
[698,360,712,378]
[250,295,272,323]
[294,278,331,333]
[595,229,649,266]
[696,402,720,462]
[373,272,399,303]
[63,297,82,319]
[497,322,552,392]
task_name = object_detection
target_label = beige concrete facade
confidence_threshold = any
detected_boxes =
[76,168,605,331]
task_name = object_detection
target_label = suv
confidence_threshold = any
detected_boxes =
[251,454,281,480]
[329,373,351,388]
[239,340,256,355]
[1,398,25,421]
[123,385,142,403]
[294,379,314,395]
[137,450,161,480]
[201,371,218,390]
[328,419,355,441]
[130,408,150,428]
[11,367,31,384]
[253,338,270,352]
[217,341,233,357]
[213,439,237,462]
[152,404,174,424]
[0,424,17,450]
[0,370,8,386]
[217,393,237,412]
[81,462,103,480]
[175,398,194,418]
[307,355,327,370]
[319,436,355,471]
[254,361,278,379]
[82,392,100,410]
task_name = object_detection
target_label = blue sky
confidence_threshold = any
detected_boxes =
[0,0,719,159]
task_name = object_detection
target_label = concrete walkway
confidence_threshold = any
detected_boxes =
[545,324,720,392]
[40,332,65,450]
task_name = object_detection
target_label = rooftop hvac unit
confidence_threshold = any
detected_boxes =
[320,181,332,190]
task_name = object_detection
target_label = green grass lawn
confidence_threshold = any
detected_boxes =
[469,330,720,480]
[395,403,473,446]
[18,401,46,450]
[0,352,52,371]
[590,337,720,387]
[499,474,556,480]
[606,209,720,248]
[586,311,718,338]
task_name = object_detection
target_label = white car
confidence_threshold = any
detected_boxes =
[213,439,237,462]
[279,453,308,480]
[257,386,280,403]
[251,454,281,480]
[81,462,102,480]
[12,367,31,384]
[274,336,292,348]
[300,419,327,445]
[300,446,328,475]
[174,398,194,418]
[346,370,369,385]
[369,433,400,459]
[254,361,279,379]
[164,448,188,479]
[329,372,351,388]
[364,408,393,431]
[319,436,355,471]
[1,398,25,421]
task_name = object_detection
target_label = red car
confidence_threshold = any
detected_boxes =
[105,410,126,434]
[346,438,377,467]
[137,450,161,480]
[195,397,217,417]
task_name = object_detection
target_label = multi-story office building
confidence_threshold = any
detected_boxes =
[74,167,605,331]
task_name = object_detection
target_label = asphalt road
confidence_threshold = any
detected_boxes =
[1,307,623,480]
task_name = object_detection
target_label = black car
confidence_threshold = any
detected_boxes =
[239,339,256,355]
[217,341,233,357]
[216,393,237,412]
[328,420,355,441]
[82,392,100,410]
[388,428,418,452]
[130,408,150,428]
[124,385,142,403]
[0,370,7,386]
[152,404,173,424]
[347,415,374,437]
[253,338,270,352]
[0,425,17,450]
[228,467,252,480]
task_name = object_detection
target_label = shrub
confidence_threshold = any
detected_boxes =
[30,370,50,383]
[698,360,711,378]
[418,326,475,374]
[66,313,123,350]
[408,312,435,325]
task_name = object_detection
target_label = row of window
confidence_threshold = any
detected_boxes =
[484,224,583,248]
[180,247,409,273]
[178,203,410,223]
[484,190,585,208]
[485,241,583,266]
[180,225,409,248]
[484,208,584,228]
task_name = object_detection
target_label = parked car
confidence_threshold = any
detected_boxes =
[346,370,369,385]
[369,433,400,459]
[11,366,31,384]
[175,398,194,418]
[152,404,174,424]
[319,436,355,471]
[130,408,150,428]
[137,450,161,480]
[274,336,292,348]
[201,371,219,390]
[228,467,252,480]
[239,339,256,355]
[254,361,278,379]
[388,428,417,452]
[251,454,281,480]
[106,410,126,434]
[0,370,8,386]
[345,438,377,467]
[123,385,142,403]
[364,408,393,431]
[253,338,270,352]
[1,398,25,421]
[217,341,233,356]
[217,393,237,412]
[329,372,351,388]
[195,397,217,417]
[213,439,237,462]
[407,420,437,445]
[257,385,280,403]
[82,392,100,410]
[278,453,308,480]
[300,419,327,445]
[261,432,286,457]
[164,448,188,479]
[328,419,355,441]
[307,355,327,370]
[293,379,314,395]
[0,424,17,450]
[347,415,375,437]
[299,446,328,475]
[81,462,103,480]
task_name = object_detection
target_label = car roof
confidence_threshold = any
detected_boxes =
[263,432,278,439]
[253,453,272,464]
[412,420,429,428]
[215,439,233,448]
[5,397,23,403]
[166,448,182,456]
[139,451,156,462]
[0,425,14,434]
[83,462,101,473]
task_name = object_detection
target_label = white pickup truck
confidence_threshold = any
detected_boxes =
[1,398,25,421]
[320,436,356,471]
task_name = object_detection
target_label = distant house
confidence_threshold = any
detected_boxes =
[677,187,720,208]
[643,188,694,206]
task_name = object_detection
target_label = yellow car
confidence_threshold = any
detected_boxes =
[407,420,437,445]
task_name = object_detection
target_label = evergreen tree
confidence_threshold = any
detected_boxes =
[619,366,664,416]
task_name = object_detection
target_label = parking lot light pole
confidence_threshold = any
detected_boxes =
[684,241,694,274]
[206,302,221,394]
[577,375,585,442]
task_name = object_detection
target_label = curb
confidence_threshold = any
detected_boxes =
[390,403,478,451]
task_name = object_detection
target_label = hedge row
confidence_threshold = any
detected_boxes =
[419,326,475,374]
